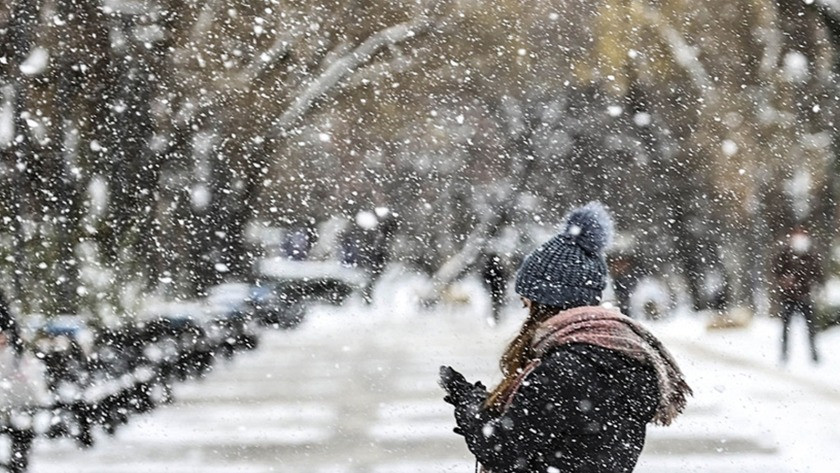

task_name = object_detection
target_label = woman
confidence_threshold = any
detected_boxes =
[440,203,691,473]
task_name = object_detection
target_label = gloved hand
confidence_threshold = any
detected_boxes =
[439,366,488,437]
[439,366,487,405]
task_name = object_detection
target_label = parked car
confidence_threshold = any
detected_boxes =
[204,303,258,358]
[89,324,146,379]
[206,283,253,315]
[249,282,306,328]
[31,315,93,395]
[257,258,367,305]
[138,302,214,380]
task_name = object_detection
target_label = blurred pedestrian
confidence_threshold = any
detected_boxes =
[282,224,316,261]
[0,290,22,357]
[439,203,691,473]
[772,226,823,364]
[367,208,397,284]
[343,208,397,304]
[608,249,640,317]
[481,253,508,324]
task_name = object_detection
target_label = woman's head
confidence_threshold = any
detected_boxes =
[514,202,613,309]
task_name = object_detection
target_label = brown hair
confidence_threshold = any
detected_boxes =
[484,302,562,412]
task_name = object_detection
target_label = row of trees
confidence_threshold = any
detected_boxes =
[2,0,840,318]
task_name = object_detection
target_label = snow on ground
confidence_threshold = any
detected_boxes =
[23,268,840,472]
[641,311,840,473]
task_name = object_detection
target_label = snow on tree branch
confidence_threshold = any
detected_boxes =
[659,26,715,98]
[271,14,437,136]
[190,0,223,43]
[174,32,294,127]
[343,47,433,90]
[642,9,716,102]
[234,34,293,88]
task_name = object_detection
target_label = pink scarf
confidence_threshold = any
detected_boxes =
[501,306,692,426]
[479,307,691,473]
[535,306,691,425]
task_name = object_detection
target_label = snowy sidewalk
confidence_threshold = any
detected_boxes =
[639,314,840,473]
[20,285,840,472]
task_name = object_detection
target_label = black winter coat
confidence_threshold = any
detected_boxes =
[458,343,660,473]
[772,247,823,301]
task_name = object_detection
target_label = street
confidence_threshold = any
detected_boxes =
[23,286,840,473]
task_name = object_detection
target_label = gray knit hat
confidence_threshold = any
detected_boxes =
[515,202,614,308]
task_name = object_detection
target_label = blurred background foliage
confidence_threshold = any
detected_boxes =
[2,0,840,321]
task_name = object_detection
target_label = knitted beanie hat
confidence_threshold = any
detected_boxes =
[515,202,614,308]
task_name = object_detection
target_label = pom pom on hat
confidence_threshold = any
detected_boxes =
[562,201,614,255]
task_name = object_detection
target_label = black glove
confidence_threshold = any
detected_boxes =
[439,366,487,405]
[439,366,488,436]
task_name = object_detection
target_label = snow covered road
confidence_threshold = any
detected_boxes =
[23,289,840,473]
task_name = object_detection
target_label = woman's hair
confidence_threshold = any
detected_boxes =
[484,301,564,411]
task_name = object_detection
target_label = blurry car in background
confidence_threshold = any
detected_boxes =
[249,282,305,328]
[257,257,367,306]
[30,315,93,395]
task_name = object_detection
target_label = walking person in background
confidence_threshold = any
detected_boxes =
[282,224,316,261]
[343,208,397,304]
[439,203,691,473]
[0,289,23,357]
[365,208,397,303]
[608,248,640,317]
[772,226,823,364]
[481,252,508,324]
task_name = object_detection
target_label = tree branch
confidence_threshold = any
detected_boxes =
[642,8,716,103]
[343,46,433,89]
[271,15,436,136]
[429,107,539,295]
[173,32,293,127]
